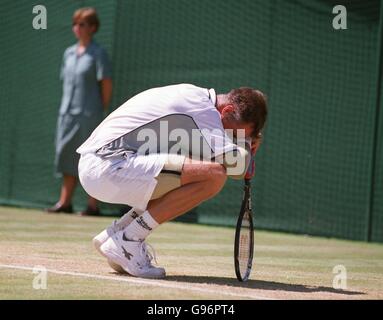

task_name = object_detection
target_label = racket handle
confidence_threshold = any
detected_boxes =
[245,156,255,180]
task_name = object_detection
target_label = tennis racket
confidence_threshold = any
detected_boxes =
[234,157,255,282]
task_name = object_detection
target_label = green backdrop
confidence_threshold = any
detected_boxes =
[0,0,382,242]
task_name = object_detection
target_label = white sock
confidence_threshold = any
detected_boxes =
[115,208,143,230]
[123,210,159,241]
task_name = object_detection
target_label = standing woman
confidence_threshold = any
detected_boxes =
[46,7,112,215]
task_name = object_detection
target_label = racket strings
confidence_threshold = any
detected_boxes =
[238,212,252,278]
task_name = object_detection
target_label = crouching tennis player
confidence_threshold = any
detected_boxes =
[76,83,267,278]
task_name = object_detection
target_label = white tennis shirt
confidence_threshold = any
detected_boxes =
[77,83,238,160]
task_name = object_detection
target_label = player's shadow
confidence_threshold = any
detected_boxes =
[164,275,364,296]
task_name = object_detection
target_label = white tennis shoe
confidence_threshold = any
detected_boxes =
[100,230,166,279]
[93,220,127,273]
[93,220,119,253]
[93,208,142,273]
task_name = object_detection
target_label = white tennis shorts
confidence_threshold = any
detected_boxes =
[78,152,168,211]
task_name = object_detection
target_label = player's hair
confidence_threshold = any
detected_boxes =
[228,87,268,139]
[73,7,100,33]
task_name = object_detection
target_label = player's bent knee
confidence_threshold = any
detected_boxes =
[211,164,227,183]
[205,165,227,198]
[150,154,186,200]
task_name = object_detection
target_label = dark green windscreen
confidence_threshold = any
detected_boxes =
[0,0,382,242]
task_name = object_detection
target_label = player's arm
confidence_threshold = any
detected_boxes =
[213,140,251,180]
[217,133,263,180]
[244,133,263,180]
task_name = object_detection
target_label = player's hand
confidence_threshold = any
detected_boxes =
[250,133,263,155]
[245,133,263,180]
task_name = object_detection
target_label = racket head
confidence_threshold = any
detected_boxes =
[234,179,254,281]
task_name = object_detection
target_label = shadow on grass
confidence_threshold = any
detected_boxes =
[163,275,364,296]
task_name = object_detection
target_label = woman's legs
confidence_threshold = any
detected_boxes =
[59,174,77,207]
[46,174,76,213]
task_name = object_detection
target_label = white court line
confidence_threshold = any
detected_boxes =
[0,264,276,300]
